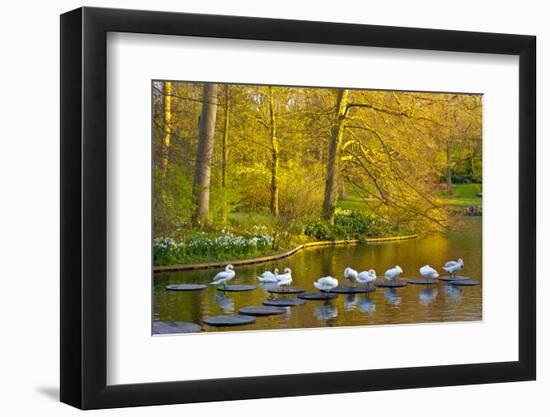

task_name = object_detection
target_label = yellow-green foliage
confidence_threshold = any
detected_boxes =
[152,81,482,263]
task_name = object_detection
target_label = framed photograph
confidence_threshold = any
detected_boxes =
[60,6,536,409]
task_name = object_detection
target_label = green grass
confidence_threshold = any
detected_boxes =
[436,183,482,207]
[336,188,373,213]
[227,211,276,231]
[337,183,482,210]
[452,183,482,199]
[438,198,481,207]
[337,199,368,212]
[155,183,481,266]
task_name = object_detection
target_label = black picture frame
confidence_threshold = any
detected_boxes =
[60,6,536,410]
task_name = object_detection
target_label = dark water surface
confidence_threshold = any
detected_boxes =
[153,217,482,333]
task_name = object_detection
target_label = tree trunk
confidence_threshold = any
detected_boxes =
[221,85,230,189]
[322,89,349,223]
[192,83,218,225]
[221,85,230,224]
[446,138,452,196]
[161,81,172,178]
[268,87,280,217]
[160,81,173,203]
[338,174,346,200]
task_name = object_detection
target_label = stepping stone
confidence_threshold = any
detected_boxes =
[165,284,207,291]
[298,292,339,300]
[267,286,306,294]
[331,285,376,294]
[407,279,439,285]
[239,306,287,316]
[203,315,256,326]
[439,275,470,281]
[216,285,257,292]
[448,280,480,286]
[375,280,408,288]
[153,321,202,334]
[263,298,306,307]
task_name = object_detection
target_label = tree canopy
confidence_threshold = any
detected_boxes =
[152,81,482,247]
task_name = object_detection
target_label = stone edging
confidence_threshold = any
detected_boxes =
[154,234,418,272]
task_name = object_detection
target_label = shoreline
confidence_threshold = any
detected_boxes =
[153,234,418,272]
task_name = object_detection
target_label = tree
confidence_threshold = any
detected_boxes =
[192,83,218,225]
[322,89,349,223]
[161,81,172,181]
[336,90,453,231]
[153,81,482,240]
[161,81,172,202]
[221,85,230,189]
[220,85,231,224]
[268,86,280,216]
[445,96,459,195]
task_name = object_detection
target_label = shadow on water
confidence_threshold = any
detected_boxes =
[154,217,482,332]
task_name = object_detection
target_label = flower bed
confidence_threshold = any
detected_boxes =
[154,230,273,266]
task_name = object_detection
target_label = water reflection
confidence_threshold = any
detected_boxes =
[282,306,292,319]
[419,287,438,306]
[214,293,234,314]
[357,296,376,315]
[384,288,402,306]
[154,217,482,332]
[344,294,357,311]
[314,301,338,324]
[444,284,463,301]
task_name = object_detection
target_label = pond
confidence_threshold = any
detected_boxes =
[153,216,482,333]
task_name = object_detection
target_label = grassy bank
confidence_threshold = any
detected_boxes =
[436,183,482,208]
[154,209,407,266]
[153,184,479,266]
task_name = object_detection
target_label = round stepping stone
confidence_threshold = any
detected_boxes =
[153,321,201,334]
[439,275,470,281]
[267,286,306,294]
[298,292,339,300]
[165,284,207,291]
[263,298,306,307]
[448,280,480,286]
[203,315,256,326]
[216,285,257,292]
[331,285,376,294]
[375,280,408,288]
[407,279,439,285]
[239,306,287,316]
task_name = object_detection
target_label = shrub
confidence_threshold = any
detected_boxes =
[304,211,392,241]
[303,220,332,240]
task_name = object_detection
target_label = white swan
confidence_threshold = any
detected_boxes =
[344,267,359,285]
[258,268,279,283]
[276,267,292,282]
[384,265,403,282]
[210,264,235,288]
[419,265,439,280]
[314,276,339,292]
[442,259,464,277]
[276,268,293,291]
[357,269,377,286]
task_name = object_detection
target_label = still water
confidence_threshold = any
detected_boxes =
[153,217,482,333]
